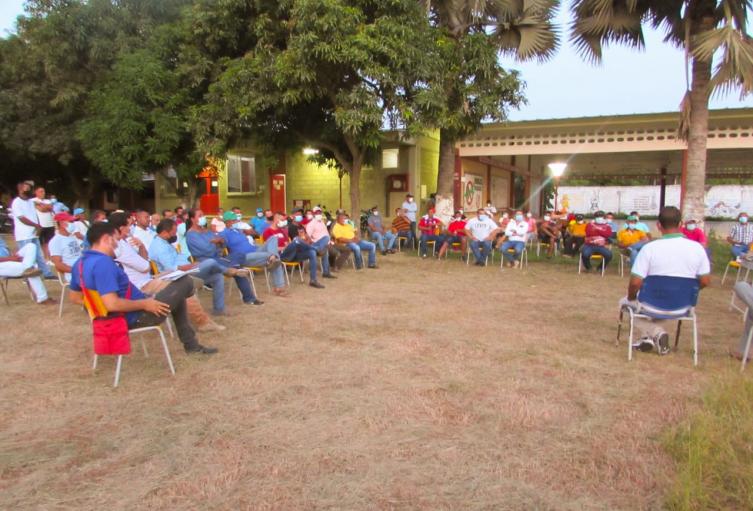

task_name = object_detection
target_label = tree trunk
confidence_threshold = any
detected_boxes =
[437,128,456,197]
[349,158,362,219]
[684,16,714,225]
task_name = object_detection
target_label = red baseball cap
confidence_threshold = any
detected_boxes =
[54,212,76,222]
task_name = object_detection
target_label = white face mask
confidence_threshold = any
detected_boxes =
[544,215,551,221]
[407,198,413,203]
[314,214,323,221]
[372,211,379,216]
[215,223,225,233]
[278,220,288,228]
[256,212,263,218]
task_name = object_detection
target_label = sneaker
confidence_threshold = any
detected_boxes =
[225,267,249,278]
[244,299,264,306]
[267,257,281,271]
[198,322,226,333]
[655,332,670,355]
[185,344,218,355]
[322,273,337,279]
[633,337,655,353]
[21,268,43,278]
[381,250,387,256]
[309,281,325,289]
[368,264,378,269]
[513,260,520,268]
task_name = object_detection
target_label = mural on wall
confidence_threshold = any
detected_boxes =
[553,185,753,218]
[462,174,484,212]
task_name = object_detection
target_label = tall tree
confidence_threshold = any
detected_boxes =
[199,0,437,215]
[571,0,753,223]
[422,0,559,199]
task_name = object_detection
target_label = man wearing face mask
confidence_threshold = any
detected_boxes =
[305,206,339,277]
[48,212,84,281]
[564,214,587,256]
[69,222,218,355]
[367,206,397,255]
[391,208,414,250]
[500,210,529,268]
[401,193,418,241]
[581,211,614,272]
[464,208,499,266]
[264,212,325,287]
[417,208,445,258]
[681,218,707,247]
[251,207,269,234]
[537,211,561,258]
[332,212,378,269]
[438,211,467,259]
[728,212,753,259]
[11,181,55,279]
[0,235,52,305]
[617,215,649,266]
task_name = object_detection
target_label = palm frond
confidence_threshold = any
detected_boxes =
[569,1,645,63]
[708,31,753,98]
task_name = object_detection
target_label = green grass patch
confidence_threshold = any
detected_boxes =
[663,376,753,511]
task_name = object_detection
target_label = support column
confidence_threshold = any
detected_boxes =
[659,166,667,210]
[680,150,688,212]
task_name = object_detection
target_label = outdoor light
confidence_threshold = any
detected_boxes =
[302,147,319,155]
[548,162,567,178]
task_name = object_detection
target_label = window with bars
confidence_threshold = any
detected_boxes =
[227,155,256,194]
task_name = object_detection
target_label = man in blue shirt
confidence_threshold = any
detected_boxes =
[69,222,217,354]
[219,211,286,291]
[251,207,270,235]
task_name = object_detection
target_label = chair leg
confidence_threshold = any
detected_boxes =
[141,338,149,357]
[58,286,66,318]
[616,309,623,346]
[247,273,257,297]
[674,320,682,348]
[297,264,304,282]
[692,316,699,367]
[0,280,8,305]
[741,326,753,372]
[165,317,175,339]
[627,312,635,361]
[92,354,98,370]
[158,328,176,376]
[113,355,123,387]
[722,264,730,285]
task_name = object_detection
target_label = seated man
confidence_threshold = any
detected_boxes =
[563,214,587,256]
[391,208,414,249]
[251,207,270,235]
[219,211,287,293]
[605,212,618,244]
[537,211,561,258]
[417,208,446,259]
[0,236,53,304]
[621,206,710,355]
[367,206,397,255]
[263,212,325,287]
[682,219,707,248]
[131,209,156,250]
[728,212,753,259]
[581,211,613,272]
[438,211,467,259]
[617,215,649,266]
[109,212,225,332]
[69,222,218,355]
[48,212,83,281]
[465,209,499,266]
[305,206,339,278]
[500,210,528,267]
[331,212,377,269]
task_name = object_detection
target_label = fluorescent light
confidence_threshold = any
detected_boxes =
[303,147,319,155]
[548,162,567,178]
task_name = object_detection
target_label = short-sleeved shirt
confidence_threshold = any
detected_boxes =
[132,226,156,251]
[251,216,270,234]
[631,234,710,280]
[331,222,356,241]
[11,196,38,241]
[418,215,442,233]
[391,216,411,233]
[568,222,587,237]
[149,236,190,271]
[682,227,707,246]
[115,239,152,290]
[305,219,329,243]
[465,217,498,240]
[402,201,418,222]
[32,198,55,228]
[505,220,529,242]
[69,250,147,326]
[730,222,753,245]
[48,233,83,273]
[219,228,256,266]
[367,215,385,232]
[448,220,467,236]
[262,227,290,248]
[617,228,647,247]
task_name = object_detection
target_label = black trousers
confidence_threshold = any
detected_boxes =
[132,276,198,349]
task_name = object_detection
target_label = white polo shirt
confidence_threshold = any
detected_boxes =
[465,216,498,240]
[504,220,529,242]
[631,234,710,279]
[11,196,38,241]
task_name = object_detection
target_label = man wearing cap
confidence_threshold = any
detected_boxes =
[367,206,397,255]
[417,208,445,258]
[71,208,90,242]
[0,236,53,305]
[401,193,418,241]
[332,212,377,269]
[48,212,84,281]
[464,208,499,266]
[251,207,269,234]
[219,211,287,292]
[581,211,613,272]
[305,206,338,278]
[617,215,649,266]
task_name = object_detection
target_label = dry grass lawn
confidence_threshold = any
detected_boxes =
[0,251,747,510]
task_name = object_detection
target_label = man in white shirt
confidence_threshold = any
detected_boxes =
[0,236,53,304]
[10,182,54,278]
[71,208,90,243]
[32,186,55,255]
[401,193,418,241]
[500,210,529,268]
[621,206,710,355]
[48,212,84,281]
[465,208,500,266]
[131,209,156,250]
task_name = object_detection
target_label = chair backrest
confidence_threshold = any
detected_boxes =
[638,276,700,311]
[80,287,108,320]
[149,260,159,276]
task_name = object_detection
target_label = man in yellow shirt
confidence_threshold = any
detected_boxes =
[617,215,649,266]
[332,213,378,269]
[563,214,587,256]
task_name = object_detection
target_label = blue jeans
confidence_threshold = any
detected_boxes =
[420,233,446,257]
[732,243,750,259]
[581,245,612,269]
[371,231,396,252]
[199,256,256,304]
[396,230,414,249]
[240,237,286,289]
[281,238,319,281]
[312,236,332,276]
[627,240,648,266]
[195,259,227,313]
[470,240,492,264]
[17,238,54,278]
[501,240,525,261]
[347,240,376,267]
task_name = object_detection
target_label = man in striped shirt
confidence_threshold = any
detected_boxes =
[391,208,413,250]
[728,212,753,259]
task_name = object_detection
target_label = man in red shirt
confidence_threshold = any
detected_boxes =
[681,219,707,247]
[581,210,613,272]
[418,208,446,258]
[438,211,467,258]
[263,212,324,288]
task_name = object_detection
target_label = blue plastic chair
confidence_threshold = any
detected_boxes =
[617,276,700,366]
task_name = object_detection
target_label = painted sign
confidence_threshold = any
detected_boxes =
[462,173,484,212]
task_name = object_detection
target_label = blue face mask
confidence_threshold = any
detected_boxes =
[741,217,749,224]
[686,223,697,231]
[479,214,488,222]
[515,214,523,222]
[595,217,605,224]
[294,215,303,223]
[197,216,207,227]
[235,213,242,221]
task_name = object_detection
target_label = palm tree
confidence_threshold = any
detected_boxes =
[422,0,559,200]
[570,0,753,223]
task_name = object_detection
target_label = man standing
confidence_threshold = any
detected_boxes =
[581,211,613,272]
[621,206,710,355]
[332,212,377,269]
[401,193,418,242]
[501,210,528,267]
[32,186,56,257]
[417,208,445,259]
[728,211,753,259]
[464,209,499,266]
[11,182,54,278]
[367,206,396,255]
[0,236,53,304]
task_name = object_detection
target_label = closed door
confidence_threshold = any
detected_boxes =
[270,174,286,212]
